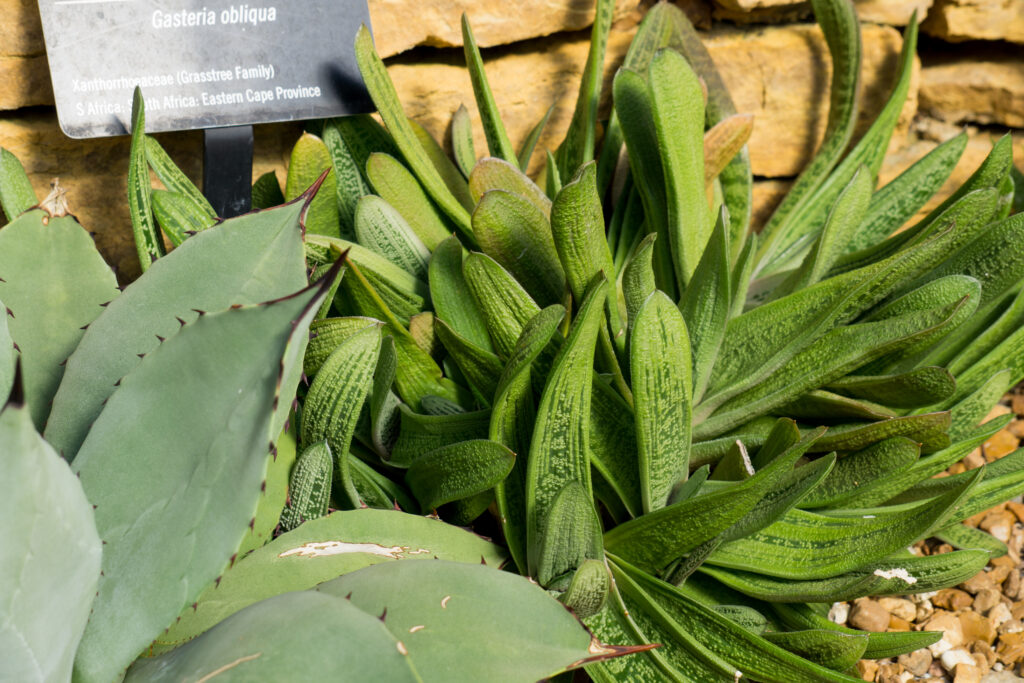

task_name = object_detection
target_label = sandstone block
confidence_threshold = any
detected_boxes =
[922,0,1024,44]
[704,22,916,177]
[713,0,932,26]
[369,0,643,57]
[0,54,53,110]
[920,51,1024,128]
[0,0,45,57]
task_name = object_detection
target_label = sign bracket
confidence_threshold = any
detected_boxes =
[202,125,253,219]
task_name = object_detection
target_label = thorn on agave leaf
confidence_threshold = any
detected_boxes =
[155,334,164,342]
[5,307,14,318]
[175,316,186,327]
[379,607,387,622]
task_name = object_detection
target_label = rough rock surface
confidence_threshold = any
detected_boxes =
[919,49,1024,128]
[704,22,915,177]
[712,0,933,26]
[922,0,1024,44]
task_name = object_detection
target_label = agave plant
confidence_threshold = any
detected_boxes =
[6,0,1024,679]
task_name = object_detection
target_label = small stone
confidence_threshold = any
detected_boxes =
[973,650,992,676]
[1013,602,1024,621]
[918,600,936,622]
[941,588,980,609]
[899,649,933,676]
[927,612,967,656]
[1007,501,1024,525]
[991,556,1018,584]
[880,597,918,622]
[972,639,997,668]
[954,662,983,683]
[856,658,879,681]
[976,589,1005,614]
[983,431,1020,462]
[876,661,908,683]
[889,614,912,631]
[996,632,1024,666]
[828,601,849,625]
[944,647,979,671]
[998,619,1024,636]
[1010,420,1024,439]
[961,611,998,645]
[964,449,988,469]
[963,572,1000,595]
[990,603,1014,629]
[981,512,1017,544]
[1012,394,1024,416]
[1005,570,1022,600]
[850,598,892,633]
[951,462,969,475]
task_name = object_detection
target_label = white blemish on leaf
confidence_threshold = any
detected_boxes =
[409,625,425,633]
[874,567,917,585]
[277,542,429,559]
[441,595,451,609]
[862,515,876,519]
[734,671,742,682]
[397,641,408,655]
[196,653,261,682]
[736,440,754,476]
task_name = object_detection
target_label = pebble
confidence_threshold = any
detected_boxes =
[977,588,1006,614]
[851,599,892,633]
[962,610,999,645]
[879,597,918,622]
[946,649,981,671]
[939,588,979,610]
[983,430,1019,462]
[954,662,983,683]
[991,603,1014,629]
[829,601,849,625]
[982,512,1018,544]
[997,633,1024,666]
[899,649,933,676]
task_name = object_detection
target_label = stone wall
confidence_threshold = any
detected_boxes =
[0,0,1020,279]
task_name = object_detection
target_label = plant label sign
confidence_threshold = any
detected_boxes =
[36,0,374,139]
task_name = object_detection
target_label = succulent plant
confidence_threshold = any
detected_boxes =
[3,0,1024,680]
[227,1,1022,679]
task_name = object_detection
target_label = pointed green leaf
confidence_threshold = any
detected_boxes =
[152,508,505,653]
[354,26,473,237]
[648,48,709,285]
[0,403,101,683]
[0,209,119,430]
[680,209,730,400]
[144,135,215,219]
[0,147,37,220]
[285,132,339,238]
[632,291,692,512]
[71,274,332,682]
[47,197,309,460]
[451,103,477,177]
[127,88,163,270]
[461,15,517,165]
[527,277,607,575]
[365,152,452,251]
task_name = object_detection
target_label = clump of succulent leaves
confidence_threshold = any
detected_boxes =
[5,0,1024,681]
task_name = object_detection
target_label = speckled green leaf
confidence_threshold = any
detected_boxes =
[0,147,36,220]
[706,471,979,580]
[648,48,709,285]
[406,439,514,511]
[527,277,607,576]
[354,26,472,237]
[365,152,451,250]
[631,291,691,512]
[473,189,565,306]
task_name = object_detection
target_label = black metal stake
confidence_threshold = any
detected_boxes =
[203,125,254,218]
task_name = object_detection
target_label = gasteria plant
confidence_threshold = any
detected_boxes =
[3,0,1024,681]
